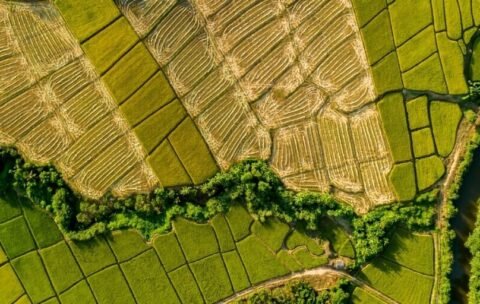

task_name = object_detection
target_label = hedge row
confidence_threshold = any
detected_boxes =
[0,147,436,266]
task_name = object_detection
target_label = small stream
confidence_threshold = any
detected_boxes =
[450,149,480,303]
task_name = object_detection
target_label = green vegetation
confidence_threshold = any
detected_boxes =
[286,230,324,256]
[430,101,463,157]
[444,0,463,40]
[147,140,192,187]
[389,162,417,201]
[276,250,303,272]
[190,254,233,303]
[252,218,290,252]
[237,236,289,284]
[22,199,63,248]
[0,217,36,259]
[406,96,430,130]
[436,32,469,94]
[236,280,353,304]
[293,247,329,269]
[412,128,436,157]
[120,71,176,126]
[351,0,385,27]
[102,43,158,103]
[415,155,446,191]
[68,237,116,276]
[59,281,96,304]
[153,232,186,272]
[472,37,480,81]
[403,54,448,93]
[134,100,186,153]
[40,242,83,292]
[383,230,434,275]
[12,252,55,302]
[371,52,403,94]
[397,26,436,72]
[467,200,480,304]
[225,204,253,242]
[174,218,219,262]
[169,118,219,184]
[377,93,412,162]
[168,265,203,304]
[106,230,148,262]
[0,193,21,223]
[54,0,120,41]
[211,215,235,252]
[121,250,180,304]
[0,264,24,304]
[358,258,434,304]
[388,0,432,46]
[361,11,395,64]
[351,287,386,304]
[318,218,355,258]
[81,17,138,74]
[223,251,250,292]
[88,266,135,304]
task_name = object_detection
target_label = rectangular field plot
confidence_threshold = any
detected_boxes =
[82,17,138,74]
[168,265,204,304]
[54,0,120,42]
[68,237,116,276]
[168,118,218,184]
[88,265,135,304]
[173,218,219,263]
[147,140,192,187]
[106,230,149,262]
[0,192,21,223]
[153,232,186,272]
[134,99,186,153]
[59,281,96,304]
[40,242,84,293]
[351,287,386,304]
[211,215,235,253]
[0,264,24,304]
[383,230,434,275]
[0,217,35,259]
[21,200,63,249]
[120,71,176,126]
[102,43,158,103]
[190,254,233,303]
[122,250,180,304]
[358,258,434,304]
[12,252,55,303]
[223,251,251,292]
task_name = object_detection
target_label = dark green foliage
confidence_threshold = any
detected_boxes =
[352,191,437,265]
[236,279,352,304]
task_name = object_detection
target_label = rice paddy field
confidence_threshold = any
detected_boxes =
[0,0,478,303]
[0,192,354,304]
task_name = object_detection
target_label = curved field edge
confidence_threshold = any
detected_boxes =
[0,145,439,265]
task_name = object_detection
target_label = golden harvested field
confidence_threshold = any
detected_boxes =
[118,0,396,211]
[0,1,158,199]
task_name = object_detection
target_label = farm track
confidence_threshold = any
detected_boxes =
[220,266,399,304]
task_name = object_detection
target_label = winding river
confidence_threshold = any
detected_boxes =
[450,148,480,304]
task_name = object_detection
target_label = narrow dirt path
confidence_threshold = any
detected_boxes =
[220,267,398,304]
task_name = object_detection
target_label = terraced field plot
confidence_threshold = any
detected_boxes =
[0,193,353,304]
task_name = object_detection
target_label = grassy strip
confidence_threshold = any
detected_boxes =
[430,101,463,157]
[59,281,96,304]
[438,131,480,303]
